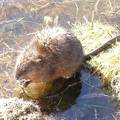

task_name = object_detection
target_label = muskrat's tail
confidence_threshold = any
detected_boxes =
[84,35,120,61]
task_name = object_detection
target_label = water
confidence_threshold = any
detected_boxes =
[38,69,117,120]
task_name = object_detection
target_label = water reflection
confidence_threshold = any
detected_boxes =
[37,69,118,120]
[37,71,82,114]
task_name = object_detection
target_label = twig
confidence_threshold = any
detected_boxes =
[0,50,21,56]
[0,17,24,25]
[94,0,101,13]
[72,0,79,21]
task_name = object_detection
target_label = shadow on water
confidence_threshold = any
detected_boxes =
[37,69,118,120]
[37,71,81,114]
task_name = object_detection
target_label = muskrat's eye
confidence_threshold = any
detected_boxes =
[23,80,31,87]
[15,68,28,80]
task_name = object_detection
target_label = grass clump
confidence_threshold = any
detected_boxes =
[0,97,54,120]
[72,22,120,96]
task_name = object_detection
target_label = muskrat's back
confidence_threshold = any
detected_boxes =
[15,27,84,83]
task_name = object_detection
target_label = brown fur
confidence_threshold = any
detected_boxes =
[15,27,120,86]
[15,27,84,84]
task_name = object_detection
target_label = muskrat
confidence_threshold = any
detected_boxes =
[14,27,120,99]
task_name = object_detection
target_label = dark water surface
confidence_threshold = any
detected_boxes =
[42,69,117,120]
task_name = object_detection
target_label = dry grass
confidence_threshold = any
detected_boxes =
[0,34,33,98]
[72,22,120,96]
[0,97,54,120]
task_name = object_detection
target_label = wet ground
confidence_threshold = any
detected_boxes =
[0,0,120,120]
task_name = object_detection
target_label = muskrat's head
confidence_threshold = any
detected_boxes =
[14,27,84,99]
[14,39,58,99]
[15,27,67,84]
[15,27,83,85]
[15,45,47,83]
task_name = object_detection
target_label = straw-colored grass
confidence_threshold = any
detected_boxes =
[0,97,54,120]
[72,22,120,96]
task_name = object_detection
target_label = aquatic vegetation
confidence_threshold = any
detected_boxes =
[72,22,120,97]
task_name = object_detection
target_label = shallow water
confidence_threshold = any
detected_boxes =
[0,0,119,119]
[38,69,118,120]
